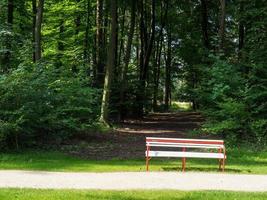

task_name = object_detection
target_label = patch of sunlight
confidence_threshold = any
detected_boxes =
[171,101,192,111]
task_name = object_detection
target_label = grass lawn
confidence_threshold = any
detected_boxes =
[0,148,267,174]
[0,189,267,200]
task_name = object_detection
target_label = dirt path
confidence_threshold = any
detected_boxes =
[1,170,267,191]
[67,112,206,160]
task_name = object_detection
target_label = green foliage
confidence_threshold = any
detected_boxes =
[198,58,267,144]
[0,64,100,149]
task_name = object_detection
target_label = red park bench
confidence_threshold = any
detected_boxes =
[145,137,226,172]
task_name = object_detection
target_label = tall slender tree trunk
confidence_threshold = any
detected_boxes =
[117,4,126,71]
[238,2,244,52]
[2,0,14,72]
[84,0,91,70]
[95,0,105,86]
[72,0,81,73]
[200,0,209,49]
[219,0,226,51]
[34,0,44,62]
[118,0,136,120]
[32,0,37,62]
[137,0,155,117]
[100,0,117,124]
[153,0,167,111]
[164,31,172,110]
[56,20,64,68]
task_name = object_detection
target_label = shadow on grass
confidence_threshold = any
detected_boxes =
[162,166,242,173]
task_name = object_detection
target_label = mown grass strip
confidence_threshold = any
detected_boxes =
[0,148,267,174]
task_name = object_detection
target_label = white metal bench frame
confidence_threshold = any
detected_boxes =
[145,137,226,172]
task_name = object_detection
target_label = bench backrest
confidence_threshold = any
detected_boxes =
[146,137,225,149]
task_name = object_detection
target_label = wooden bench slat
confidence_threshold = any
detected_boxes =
[146,138,224,145]
[146,151,225,159]
[147,143,224,149]
[146,137,224,143]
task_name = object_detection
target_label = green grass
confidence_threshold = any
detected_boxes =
[0,148,267,174]
[0,189,266,200]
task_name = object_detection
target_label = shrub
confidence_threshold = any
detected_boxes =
[0,64,100,149]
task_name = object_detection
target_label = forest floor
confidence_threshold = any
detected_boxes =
[67,111,206,160]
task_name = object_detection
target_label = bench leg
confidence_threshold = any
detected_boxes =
[222,158,226,172]
[146,146,150,172]
[218,148,222,171]
[182,147,186,172]
[182,157,186,172]
[219,159,222,171]
[146,157,150,171]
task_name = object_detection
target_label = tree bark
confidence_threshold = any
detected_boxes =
[118,0,136,120]
[219,0,226,51]
[153,0,167,111]
[56,20,64,68]
[84,0,91,70]
[200,0,209,49]
[2,0,14,72]
[34,0,44,62]
[95,0,105,86]
[137,0,155,117]
[238,2,244,52]
[32,0,37,62]
[164,30,172,110]
[100,0,117,124]
[117,4,126,71]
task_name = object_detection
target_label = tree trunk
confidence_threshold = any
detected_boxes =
[56,20,64,68]
[32,0,37,62]
[95,0,105,86]
[200,0,209,49]
[72,0,81,73]
[137,0,155,117]
[153,0,167,111]
[34,0,44,62]
[2,0,14,72]
[164,31,172,110]
[117,4,126,71]
[100,0,117,124]
[219,0,226,51]
[118,0,136,120]
[84,0,90,70]
[238,2,244,52]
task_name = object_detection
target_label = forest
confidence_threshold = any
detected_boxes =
[0,0,266,149]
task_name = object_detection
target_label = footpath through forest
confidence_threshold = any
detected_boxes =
[70,112,206,160]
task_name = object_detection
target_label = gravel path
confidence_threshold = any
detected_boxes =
[1,170,267,191]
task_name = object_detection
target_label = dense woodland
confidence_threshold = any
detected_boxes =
[0,0,266,149]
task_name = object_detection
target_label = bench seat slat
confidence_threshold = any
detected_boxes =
[146,139,224,145]
[146,151,225,159]
[147,143,224,149]
[146,137,224,143]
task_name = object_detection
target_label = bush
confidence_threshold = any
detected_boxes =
[0,64,100,149]
[199,59,267,144]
